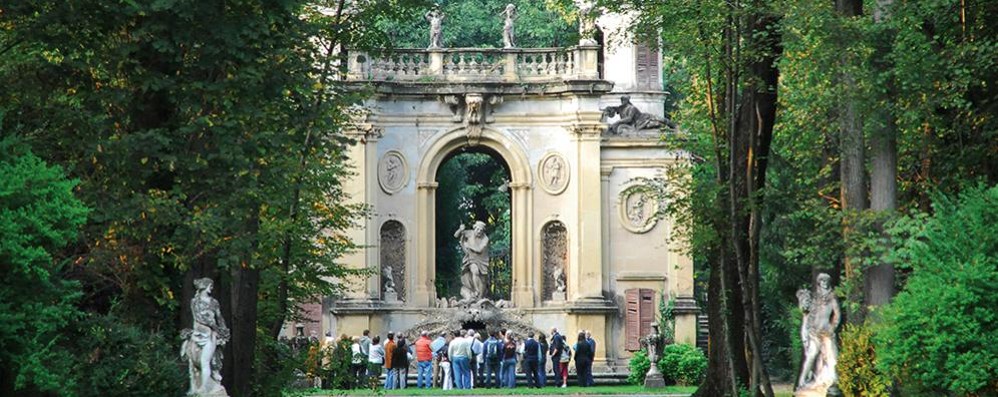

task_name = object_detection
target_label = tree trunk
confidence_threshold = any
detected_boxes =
[223,215,262,397]
[865,0,898,310]
[836,0,867,326]
[694,247,750,397]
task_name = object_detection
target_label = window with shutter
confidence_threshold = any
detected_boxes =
[625,288,658,351]
[635,43,660,90]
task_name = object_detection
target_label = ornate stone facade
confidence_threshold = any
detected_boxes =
[322,9,696,374]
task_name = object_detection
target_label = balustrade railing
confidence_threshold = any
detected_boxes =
[346,46,599,83]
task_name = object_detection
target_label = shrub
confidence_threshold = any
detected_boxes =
[837,323,890,397]
[627,349,651,385]
[875,185,998,395]
[658,343,706,386]
[72,314,186,397]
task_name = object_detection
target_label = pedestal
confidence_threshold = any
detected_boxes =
[551,291,566,302]
[643,369,665,388]
[384,291,398,303]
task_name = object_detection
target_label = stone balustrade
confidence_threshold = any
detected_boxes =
[346,46,601,83]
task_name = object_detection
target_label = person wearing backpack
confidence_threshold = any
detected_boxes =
[549,327,564,383]
[483,331,502,388]
[557,338,571,387]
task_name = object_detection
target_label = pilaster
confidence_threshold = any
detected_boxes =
[570,123,605,301]
[343,123,382,300]
[414,181,439,307]
[510,181,534,307]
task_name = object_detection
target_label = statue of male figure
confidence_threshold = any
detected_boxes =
[425,6,445,49]
[181,278,230,396]
[796,273,841,394]
[454,221,490,301]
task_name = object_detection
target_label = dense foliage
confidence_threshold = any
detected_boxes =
[374,0,578,48]
[874,186,998,395]
[627,349,651,385]
[0,0,428,395]
[0,140,88,395]
[836,323,890,397]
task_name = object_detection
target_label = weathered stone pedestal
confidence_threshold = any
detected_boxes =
[643,369,665,388]
[384,291,398,303]
[550,291,566,302]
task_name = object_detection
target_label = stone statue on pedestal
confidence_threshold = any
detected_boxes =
[181,278,230,397]
[795,273,841,397]
[602,96,674,135]
[454,221,490,301]
[425,6,445,49]
[644,323,666,388]
[500,4,517,48]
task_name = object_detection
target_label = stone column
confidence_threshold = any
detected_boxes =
[414,181,439,307]
[510,182,534,307]
[570,123,604,301]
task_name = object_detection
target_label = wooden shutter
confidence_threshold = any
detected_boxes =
[635,43,660,90]
[625,289,640,351]
[626,288,658,351]
[640,289,656,341]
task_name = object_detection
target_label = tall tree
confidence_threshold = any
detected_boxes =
[834,0,868,325]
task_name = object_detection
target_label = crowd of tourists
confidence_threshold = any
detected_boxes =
[343,327,597,389]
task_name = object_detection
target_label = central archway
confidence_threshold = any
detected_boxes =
[412,127,534,308]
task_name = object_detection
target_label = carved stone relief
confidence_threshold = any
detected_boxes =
[619,185,658,233]
[378,151,408,194]
[538,152,569,195]
[380,220,406,301]
[542,221,568,302]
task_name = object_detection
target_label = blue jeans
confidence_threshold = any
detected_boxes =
[417,361,432,388]
[452,356,471,389]
[484,359,501,388]
[384,367,397,389]
[537,359,547,386]
[501,358,517,388]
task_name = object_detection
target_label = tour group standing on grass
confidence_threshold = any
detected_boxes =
[341,327,597,389]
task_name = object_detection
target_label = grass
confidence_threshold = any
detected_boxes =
[289,385,697,396]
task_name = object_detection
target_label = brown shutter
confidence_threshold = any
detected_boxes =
[635,43,660,90]
[625,288,640,351]
[639,289,656,341]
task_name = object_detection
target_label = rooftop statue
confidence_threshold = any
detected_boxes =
[425,6,445,49]
[454,221,490,301]
[602,96,675,135]
[500,4,517,48]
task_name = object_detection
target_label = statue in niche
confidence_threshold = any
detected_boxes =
[383,265,397,294]
[454,221,490,301]
[553,265,566,293]
[602,96,675,135]
[795,273,841,396]
[425,6,445,49]
[499,4,517,48]
[181,278,230,397]
[542,221,568,301]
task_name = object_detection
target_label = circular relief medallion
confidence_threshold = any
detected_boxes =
[538,152,569,195]
[618,185,659,234]
[378,151,409,194]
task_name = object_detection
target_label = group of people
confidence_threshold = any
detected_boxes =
[343,327,598,389]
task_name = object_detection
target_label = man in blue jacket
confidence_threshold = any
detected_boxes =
[523,332,541,388]
[548,328,564,383]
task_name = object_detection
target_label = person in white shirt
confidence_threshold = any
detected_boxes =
[448,330,473,389]
[367,335,385,385]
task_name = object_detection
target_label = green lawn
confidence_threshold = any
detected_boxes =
[290,385,696,396]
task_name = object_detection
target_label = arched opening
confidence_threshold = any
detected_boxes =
[434,147,512,301]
